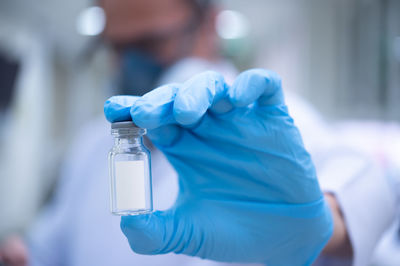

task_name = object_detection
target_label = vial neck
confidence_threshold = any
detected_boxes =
[114,136,143,147]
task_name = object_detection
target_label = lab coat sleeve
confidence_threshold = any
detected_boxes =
[26,156,75,266]
[26,119,105,266]
[317,147,399,266]
[26,180,72,266]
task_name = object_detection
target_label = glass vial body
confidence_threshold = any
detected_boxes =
[108,121,153,215]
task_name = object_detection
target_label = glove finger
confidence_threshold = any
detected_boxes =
[173,71,233,125]
[104,95,140,122]
[229,69,284,107]
[130,84,180,129]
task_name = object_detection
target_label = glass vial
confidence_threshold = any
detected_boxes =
[108,121,153,215]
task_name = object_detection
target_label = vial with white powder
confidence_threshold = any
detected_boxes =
[108,121,153,215]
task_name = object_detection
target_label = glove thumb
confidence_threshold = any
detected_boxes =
[120,211,174,255]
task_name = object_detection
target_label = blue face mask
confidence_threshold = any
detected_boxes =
[116,50,165,96]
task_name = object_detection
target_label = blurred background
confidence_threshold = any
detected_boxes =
[0,0,399,258]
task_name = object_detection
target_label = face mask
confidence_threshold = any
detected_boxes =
[116,49,165,96]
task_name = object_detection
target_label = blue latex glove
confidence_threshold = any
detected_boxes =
[104,69,333,265]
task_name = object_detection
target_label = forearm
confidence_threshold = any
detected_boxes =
[322,193,353,258]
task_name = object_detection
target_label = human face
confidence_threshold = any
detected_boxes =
[100,0,195,64]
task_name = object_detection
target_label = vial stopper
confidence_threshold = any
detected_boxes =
[111,121,138,129]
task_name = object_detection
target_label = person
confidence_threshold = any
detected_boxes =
[1,0,399,265]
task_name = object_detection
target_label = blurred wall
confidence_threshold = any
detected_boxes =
[220,0,400,120]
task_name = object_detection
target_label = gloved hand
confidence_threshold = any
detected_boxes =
[104,69,333,265]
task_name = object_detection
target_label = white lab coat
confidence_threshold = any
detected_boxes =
[27,58,400,266]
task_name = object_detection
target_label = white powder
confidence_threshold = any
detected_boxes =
[115,161,146,210]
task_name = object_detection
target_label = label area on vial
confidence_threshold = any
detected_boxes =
[115,160,146,210]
